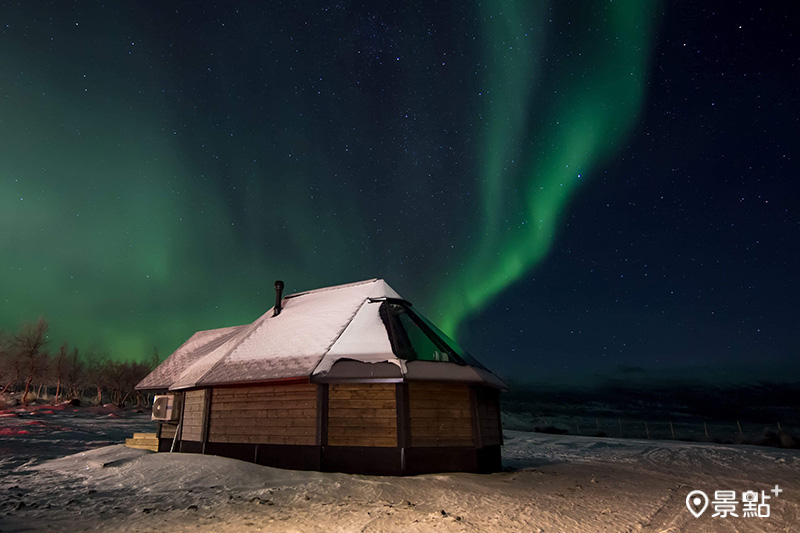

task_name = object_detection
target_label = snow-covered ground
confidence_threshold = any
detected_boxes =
[1,410,798,532]
[0,404,155,470]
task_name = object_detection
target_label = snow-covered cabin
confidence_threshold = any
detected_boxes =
[136,279,506,475]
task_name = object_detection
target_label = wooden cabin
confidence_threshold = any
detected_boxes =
[136,279,506,475]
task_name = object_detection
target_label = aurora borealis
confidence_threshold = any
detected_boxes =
[431,1,658,334]
[2,2,798,383]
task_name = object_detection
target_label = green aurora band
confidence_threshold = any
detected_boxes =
[433,1,660,336]
[0,2,659,361]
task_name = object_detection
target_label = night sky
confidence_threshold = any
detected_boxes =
[2,2,797,384]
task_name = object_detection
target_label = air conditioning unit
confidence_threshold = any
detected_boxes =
[152,394,180,422]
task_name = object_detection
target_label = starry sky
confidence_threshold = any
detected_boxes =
[1,1,797,385]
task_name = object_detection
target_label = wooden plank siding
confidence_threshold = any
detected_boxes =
[181,389,207,442]
[476,387,502,447]
[327,384,397,447]
[408,382,474,447]
[208,383,318,445]
[160,422,177,440]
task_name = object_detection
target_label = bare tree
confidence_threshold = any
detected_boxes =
[104,360,125,406]
[122,360,151,407]
[101,359,152,407]
[51,343,71,404]
[133,347,161,408]
[84,349,108,405]
[2,319,160,408]
[15,318,50,405]
[63,346,84,400]
[0,330,20,397]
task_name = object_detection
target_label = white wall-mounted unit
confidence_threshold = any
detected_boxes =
[151,394,180,422]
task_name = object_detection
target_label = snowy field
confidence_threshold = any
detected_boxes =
[1,409,798,532]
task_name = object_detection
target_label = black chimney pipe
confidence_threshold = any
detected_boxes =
[273,280,284,316]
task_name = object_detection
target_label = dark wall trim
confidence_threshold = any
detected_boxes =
[469,385,482,448]
[201,388,212,454]
[476,444,502,473]
[196,377,310,390]
[494,388,503,445]
[396,383,410,473]
[312,378,403,384]
[204,442,257,463]
[323,446,403,476]
[179,440,203,454]
[404,447,479,475]
[168,442,501,475]
[316,384,329,447]
[176,391,185,451]
[256,444,321,471]
[396,383,410,448]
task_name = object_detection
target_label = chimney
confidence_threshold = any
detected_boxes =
[273,280,284,316]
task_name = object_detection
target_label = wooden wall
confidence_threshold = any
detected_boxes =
[327,383,397,447]
[162,381,500,465]
[160,422,177,440]
[182,389,207,442]
[208,383,317,445]
[408,382,473,447]
[476,387,502,447]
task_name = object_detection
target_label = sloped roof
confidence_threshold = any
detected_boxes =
[136,278,506,391]
[135,325,245,390]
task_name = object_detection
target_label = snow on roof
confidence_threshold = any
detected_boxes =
[141,279,396,390]
[135,325,244,390]
[311,299,401,376]
[137,278,504,391]
[173,279,395,389]
[283,278,400,301]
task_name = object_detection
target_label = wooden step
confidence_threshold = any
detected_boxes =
[125,437,159,451]
[133,432,158,439]
[126,437,158,444]
[125,443,159,451]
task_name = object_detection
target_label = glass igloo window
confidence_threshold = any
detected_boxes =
[379,301,459,363]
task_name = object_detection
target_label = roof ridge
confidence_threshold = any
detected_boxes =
[193,324,246,336]
[137,324,245,390]
[310,297,371,376]
[189,309,277,388]
[158,324,244,367]
[284,278,378,299]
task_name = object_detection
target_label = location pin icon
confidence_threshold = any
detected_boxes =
[686,490,709,518]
